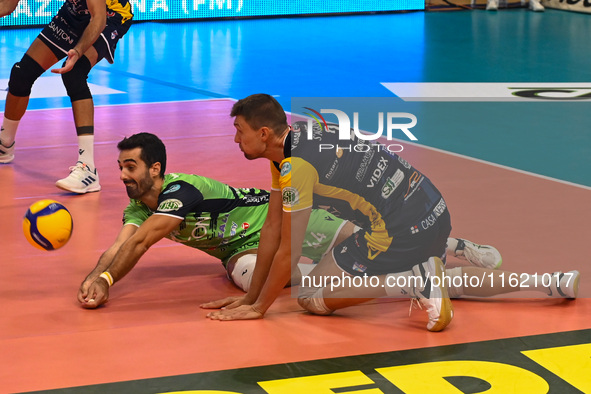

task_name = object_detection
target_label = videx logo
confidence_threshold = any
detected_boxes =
[302,107,418,154]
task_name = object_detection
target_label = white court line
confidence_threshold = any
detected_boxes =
[7,102,589,192]
[287,111,591,192]
[0,97,236,113]
[391,137,591,192]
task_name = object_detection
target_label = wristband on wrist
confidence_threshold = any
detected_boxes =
[99,271,114,287]
[72,48,81,57]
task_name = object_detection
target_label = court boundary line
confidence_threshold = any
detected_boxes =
[5,101,589,192]
[287,111,591,192]
[0,97,237,113]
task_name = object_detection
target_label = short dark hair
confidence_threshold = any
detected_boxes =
[117,132,167,178]
[230,93,288,136]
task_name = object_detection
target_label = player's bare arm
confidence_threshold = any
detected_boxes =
[202,189,284,311]
[52,0,106,74]
[208,207,311,321]
[78,224,138,304]
[81,214,182,309]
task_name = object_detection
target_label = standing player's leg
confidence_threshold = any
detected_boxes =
[55,12,131,193]
[55,46,102,193]
[0,39,60,163]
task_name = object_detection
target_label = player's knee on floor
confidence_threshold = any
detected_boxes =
[8,54,45,97]
[298,286,333,315]
[61,55,92,102]
[229,253,257,292]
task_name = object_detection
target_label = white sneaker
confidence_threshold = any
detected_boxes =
[486,0,499,10]
[549,271,580,299]
[55,162,101,193]
[529,0,545,11]
[0,140,15,163]
[411,257,453,332]
[450,238,503,270]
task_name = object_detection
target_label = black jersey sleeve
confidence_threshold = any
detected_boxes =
[155,181,204,219]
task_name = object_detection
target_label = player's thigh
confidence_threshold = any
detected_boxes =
[24,38,59,70]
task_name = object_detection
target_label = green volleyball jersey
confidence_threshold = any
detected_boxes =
[123,173,269,265]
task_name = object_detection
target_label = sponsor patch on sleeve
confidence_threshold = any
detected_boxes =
[158,199,183,212]
[282,187,299,207]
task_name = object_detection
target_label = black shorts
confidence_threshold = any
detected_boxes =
[38,3,132,64]
[333,201,452,276]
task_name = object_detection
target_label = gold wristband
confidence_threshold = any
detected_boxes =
[99,272,114,287]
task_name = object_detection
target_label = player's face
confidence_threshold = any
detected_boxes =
[118,148,155,199]
[233,115,266,160]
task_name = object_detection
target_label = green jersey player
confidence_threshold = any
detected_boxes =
[77,132,352,308]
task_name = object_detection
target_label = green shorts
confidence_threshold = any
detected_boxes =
[223,208,346,266]
[302,209,347,262]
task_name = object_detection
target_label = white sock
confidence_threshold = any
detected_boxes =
[1,117,19,146]
[77,134,95,169]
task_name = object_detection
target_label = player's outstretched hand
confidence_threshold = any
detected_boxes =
[206,305,263,321]
[51,48,80,74]
[200,295,246,310]
[78,278,109,309]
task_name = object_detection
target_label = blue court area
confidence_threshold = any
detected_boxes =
[1,9,589,187]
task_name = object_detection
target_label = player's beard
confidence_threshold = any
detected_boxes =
[125,171,154,199]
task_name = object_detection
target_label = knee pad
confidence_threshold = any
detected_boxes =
[445,267,464,298]
[8,54,45,97]
[297,286,333,315]
[61,55,92,102]
[229,253,257,292]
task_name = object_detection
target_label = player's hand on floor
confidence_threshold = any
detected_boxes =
[79,279,109,309]
[206,305,263,321]
[200,295,246,310]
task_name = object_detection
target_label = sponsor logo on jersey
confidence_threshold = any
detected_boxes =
[230,222,239,236]
[281,162,291,176]
[367,157,389,188]
[325,159,339,180]
[398,156,412,169]
[381,169,405,199]
[433,198,447,218]
[291,130,301,148]
[352,262,367,273]
[411,199,447,234]
[158,199,183,212]
[282,187,299,207]
[163,184,181,194]
[355,149,375,182]
[242,222,250,230]
[404,171,424,200]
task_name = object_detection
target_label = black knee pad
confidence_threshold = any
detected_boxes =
[61,55,93,102]
[8,54,45,97]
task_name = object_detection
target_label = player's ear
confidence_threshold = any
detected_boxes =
[260,126,270,141]
[151,162,161,177]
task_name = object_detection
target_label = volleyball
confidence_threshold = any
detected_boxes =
[23,200,73,251]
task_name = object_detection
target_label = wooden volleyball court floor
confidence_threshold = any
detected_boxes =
[1,99,590,393]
